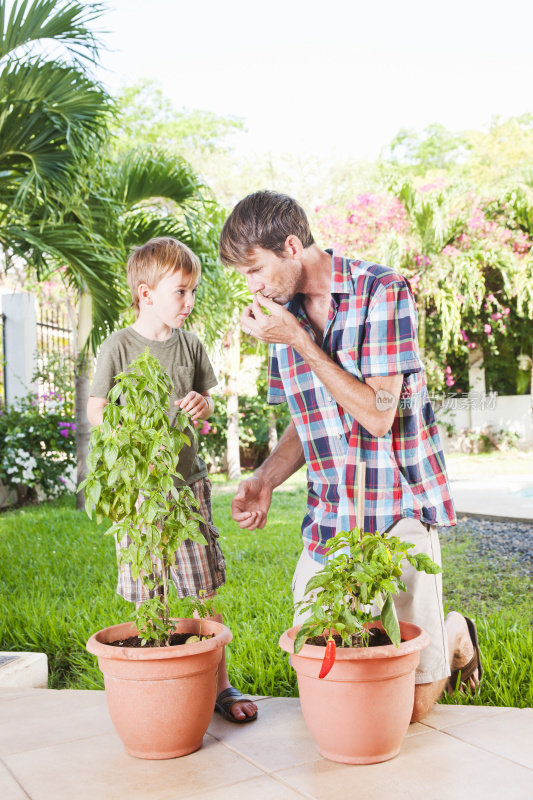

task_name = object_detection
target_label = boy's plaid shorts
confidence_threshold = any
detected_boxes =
[115,476,226,603]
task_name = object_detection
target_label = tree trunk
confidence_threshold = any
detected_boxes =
[75,367,91,508]
[530,347,533,419]
[468,347,485,394]
[225,321,241,481]
[417,300,426,362]
[75,291,92,510]
[268,410,278,452]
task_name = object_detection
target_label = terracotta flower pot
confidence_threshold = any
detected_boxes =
[87,618,232,759]
[279,620,429,764]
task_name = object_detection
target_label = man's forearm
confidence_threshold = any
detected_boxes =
[254,419,305,489]
[293,329,400,437]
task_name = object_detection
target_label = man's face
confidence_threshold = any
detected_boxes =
[235,246,303,305]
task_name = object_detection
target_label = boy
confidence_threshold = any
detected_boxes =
[87,237,257,723]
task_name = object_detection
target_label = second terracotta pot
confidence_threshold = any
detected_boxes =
[279,620,429,764]
[87,618,232,759]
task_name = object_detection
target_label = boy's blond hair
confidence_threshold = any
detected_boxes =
[127,237,201,315]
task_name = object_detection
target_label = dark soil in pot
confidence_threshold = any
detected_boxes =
[108,632,216,648]
[309,628,405,648]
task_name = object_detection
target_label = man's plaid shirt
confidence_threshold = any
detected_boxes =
[267,250,456,562]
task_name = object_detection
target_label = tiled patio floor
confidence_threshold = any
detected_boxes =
[1,689,532,799]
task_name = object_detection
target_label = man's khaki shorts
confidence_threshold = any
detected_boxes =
[292,517,450,685]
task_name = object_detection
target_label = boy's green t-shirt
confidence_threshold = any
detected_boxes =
[90,326,217,486]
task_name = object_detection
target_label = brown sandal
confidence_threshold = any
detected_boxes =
[448,616,483,691]
[214,688,258,724]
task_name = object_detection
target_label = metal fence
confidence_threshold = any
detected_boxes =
[36,306,75,408]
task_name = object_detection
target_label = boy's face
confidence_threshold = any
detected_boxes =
[146,269,198,328]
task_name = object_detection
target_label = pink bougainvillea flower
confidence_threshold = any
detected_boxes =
[484,324,492,335]
[486,293,496,303]
[460,329,469,341]
[490,312,502,320]
[503,307,510,316]
[445,377,455,387]
[200,421,212,435]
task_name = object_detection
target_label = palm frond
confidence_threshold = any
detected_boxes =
[121,210,196,253]
[0,58,112,210]
[110,148,205,212]
[1,222,128,349]
[0,0,104,63]
[192,266,249,346]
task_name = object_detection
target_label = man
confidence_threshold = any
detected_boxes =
[219,191,481,722]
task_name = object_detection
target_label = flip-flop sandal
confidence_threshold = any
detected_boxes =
[448,616,483,691]
[214,688,258,724]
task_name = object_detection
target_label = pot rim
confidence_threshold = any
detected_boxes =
[279,620,430,660]
[87,618,232,660]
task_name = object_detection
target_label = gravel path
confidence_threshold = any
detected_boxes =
[439,516,533,576]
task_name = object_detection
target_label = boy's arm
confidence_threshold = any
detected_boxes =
[87,396,108,426]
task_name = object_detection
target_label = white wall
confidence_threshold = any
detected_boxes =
[436,394,533,450]
[0,291,37,405]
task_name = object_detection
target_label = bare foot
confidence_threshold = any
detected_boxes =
[445,611,480,692]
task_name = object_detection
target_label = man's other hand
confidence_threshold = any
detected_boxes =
[231,475,273,530]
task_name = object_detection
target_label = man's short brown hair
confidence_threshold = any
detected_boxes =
[219,191,315,267]
[127,237,201,315]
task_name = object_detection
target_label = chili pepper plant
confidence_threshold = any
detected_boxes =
[294,526,441,677]
[79,348,210,646]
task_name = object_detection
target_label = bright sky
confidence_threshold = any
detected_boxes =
[96,0,532,160]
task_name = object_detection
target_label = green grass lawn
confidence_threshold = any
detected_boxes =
[1,477,531,707]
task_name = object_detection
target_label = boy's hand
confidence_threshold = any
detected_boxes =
[176,391,210,421]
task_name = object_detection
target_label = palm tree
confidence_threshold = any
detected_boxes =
[0,0,123,349]
[484,185,533,400]
[69,148,221,500]
[385,176,533,398]
[384,177,468,360]
[0,0,114,280]
[0,2,222,505]
[1,2,250,493]
[0,0,126,507]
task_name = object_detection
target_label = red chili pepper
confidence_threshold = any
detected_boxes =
[318,638,336,679]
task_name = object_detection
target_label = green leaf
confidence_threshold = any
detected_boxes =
[103,442,119,469]
[294,628,309,653]
[380,593,401,647]
[85,480,101,507]
[303,570,330,594]
[407,553,442,574]
[107,465,121,487]
[108,383,122,403]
